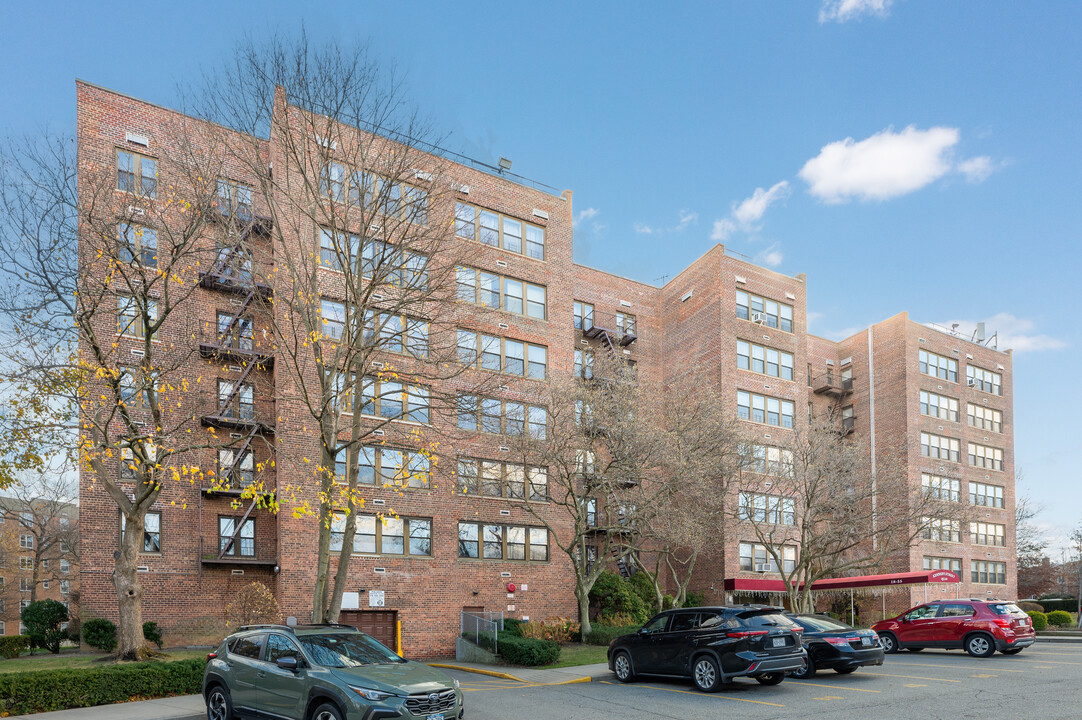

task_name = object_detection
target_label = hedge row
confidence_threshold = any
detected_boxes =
[1037,598,1078,613]
[583,625,639,646]
[497,635,560,666]
[0,635,32,659]
[0,658,204,716]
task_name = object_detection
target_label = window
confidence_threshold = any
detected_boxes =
[117,296,158,339]
[921,474,960,502]
[19,534,33,549]
[971,560,1006,585]
[217,379,254,420]
[365,312,429,358]
[970,481,1004,508]
[215,312,254,353]
[967,365,1002,395]
[919,390,959,422]
[737,340,795,380]
[265,633,302,665]
[60,559,69,574]
[350,445,430,489]
[321,161,346,202]
[331,514,432,556]
[319,228,361,272]
[574,302,594,331]
[320,299,346,340]
[574,349,594,379]
[118,224,158,268]
[735,291,793,332]
[119,368,156,412]
[120,440,157,480]
[737,391,795,428]
[20,578,33,592]
[456,458,547,500]
[456,267,546,319]
[921,432,960,462]
[218,448,255,485]
[745,444,794,475]
[919,350,957,382]
[43,579,50,590]
[968,443,1004,471]
[615,312,636,337]
[361,239,428,289]
[122,511,161,553]
[922,517,961,543]
[457,522,548,561]
[738,492,795,525]
[456,329,546,379]
[218,516,255,557]
[230,634,265,659]
[455,202,544,259]
[117,149,157,197]
[923,556,962,572]
[356,377,428,423]
[738,542,796,572]
[970,521,1006,546]
[967,404,1002,433]
[216,179,253,220]
[458,395,546,438]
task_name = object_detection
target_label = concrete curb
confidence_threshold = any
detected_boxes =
[428,663,526,682]
[1035,635,1082,643]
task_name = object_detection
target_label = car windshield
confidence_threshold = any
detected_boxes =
[793,615,851,632]
[989,603,1024,615]
[298,633,404,667]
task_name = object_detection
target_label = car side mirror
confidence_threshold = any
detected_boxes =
[277,656,300,671]
[900,616,909,623]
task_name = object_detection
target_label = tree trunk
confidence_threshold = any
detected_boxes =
[326,476,358,623]
[311,507,332,624]
[576,583,592,637]
[115,513,150,660]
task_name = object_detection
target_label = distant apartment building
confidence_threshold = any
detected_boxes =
[76,82,1015,655]
[0,497,79,636]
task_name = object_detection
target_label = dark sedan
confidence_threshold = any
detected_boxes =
[607,605,806,692]
[786,613,884,678]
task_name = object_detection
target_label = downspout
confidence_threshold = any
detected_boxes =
[867,327,877,551]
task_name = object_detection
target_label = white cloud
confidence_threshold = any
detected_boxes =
[632,210,697,236]
[634,222,653,235]
[957,155,996,183]
[799,125,961,203]
[819,0,893,23]
[756,243,784,268]
[710,181,790,240]
[930,313,1067,353]
[676,209,699,230]
[572,207,599,228]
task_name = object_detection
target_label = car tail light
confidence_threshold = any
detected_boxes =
[206,652,217,662]
[791,626,804,633]
[824,637,853,647]
[993,618,1013,629]
[727,630,770,638]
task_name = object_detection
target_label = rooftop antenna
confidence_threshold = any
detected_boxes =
[497,157,512,174]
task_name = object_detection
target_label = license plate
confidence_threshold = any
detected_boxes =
[861,636,873,646]
[1017,619,1027,627]
[771,637,785,648]
[426,714,444,720]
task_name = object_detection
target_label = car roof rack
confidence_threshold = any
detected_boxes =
[237,624,296,634]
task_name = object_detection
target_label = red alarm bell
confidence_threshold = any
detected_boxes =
[507,582,517,593]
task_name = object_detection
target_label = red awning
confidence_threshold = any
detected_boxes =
[723,569,960,593]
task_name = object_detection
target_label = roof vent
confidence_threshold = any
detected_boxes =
[125,132,149,147]
[532,209,549,220]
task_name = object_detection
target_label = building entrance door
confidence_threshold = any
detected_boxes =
[340,610,399,652]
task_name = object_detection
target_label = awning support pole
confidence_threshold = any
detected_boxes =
[850,588,855,626]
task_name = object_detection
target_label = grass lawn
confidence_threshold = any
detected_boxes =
[537,643,609,669]
[0,648,207,674]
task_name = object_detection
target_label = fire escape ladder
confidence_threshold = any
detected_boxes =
[217,361,258,416]
[215,291,256,350]
[610,544,632,578]
[223,425,259,487]
[217,494,259,559]
[599,329,618,357]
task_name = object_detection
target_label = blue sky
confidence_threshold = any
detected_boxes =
[1,1,1078,553]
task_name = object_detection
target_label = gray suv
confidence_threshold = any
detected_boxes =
[203,624,463,720]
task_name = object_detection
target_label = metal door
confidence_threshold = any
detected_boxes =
[341,610,399,652]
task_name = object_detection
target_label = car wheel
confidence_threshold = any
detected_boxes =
[756,672,785,686]
[311,702,344,720]
[790,655,816,679]
[613,651,636,683]
[835,667,858,675]
[206,685,234,720]
[879,633,899,654]
[692,656,723,693]
[965,633,995,658]
[907,647,924,652]
[1002,648,1024,655]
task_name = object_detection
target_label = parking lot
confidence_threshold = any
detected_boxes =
[449,644,1082,720]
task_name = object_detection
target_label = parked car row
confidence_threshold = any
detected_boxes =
[606,598,1036,692]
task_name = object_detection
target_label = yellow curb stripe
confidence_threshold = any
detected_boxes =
[601,681,785,707]
[863,672,961,683]
[786,680,881,693]
[428,663,525,682]
[887,661,1025,673]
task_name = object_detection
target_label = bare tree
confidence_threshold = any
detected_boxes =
[727,421,966,612]
[3,469,79,604]
[1015,490,1053,599]
[507,353,665,635]
[634,374,743,611]
[184,36,496,622]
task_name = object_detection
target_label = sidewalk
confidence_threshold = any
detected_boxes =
[427,660,613,685]
[19,694,203,720]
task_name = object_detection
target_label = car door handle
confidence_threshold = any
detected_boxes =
[258,671,266,678]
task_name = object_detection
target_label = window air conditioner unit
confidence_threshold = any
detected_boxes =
[751,312,766,324]
[967,379,978,387]
[755,563,775,573]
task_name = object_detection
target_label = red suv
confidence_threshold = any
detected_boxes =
[872,599,1035,657]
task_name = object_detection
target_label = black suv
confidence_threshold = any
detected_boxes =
[607,605,806,692]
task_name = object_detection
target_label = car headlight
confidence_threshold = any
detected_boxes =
[348,685,395,702]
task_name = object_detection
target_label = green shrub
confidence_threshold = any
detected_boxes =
[583,625,639,646]
[143,621,164,649]
[1046,610,1072,627]
[0,635,32,659]
[0,658,204,715]
[683,591,706,608]
[21,600,69,654]
[497,635,560,666]
[1027,611,1048,631]
[589,571,649,626]
[1038,598,1077,613]
[82,618,117,652]
[1017,601,1044,613]
[502,618,524,637]
[628,572,657,609]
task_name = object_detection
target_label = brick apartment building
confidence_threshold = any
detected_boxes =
[76,81,1015,655]
[0,497,79,636]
